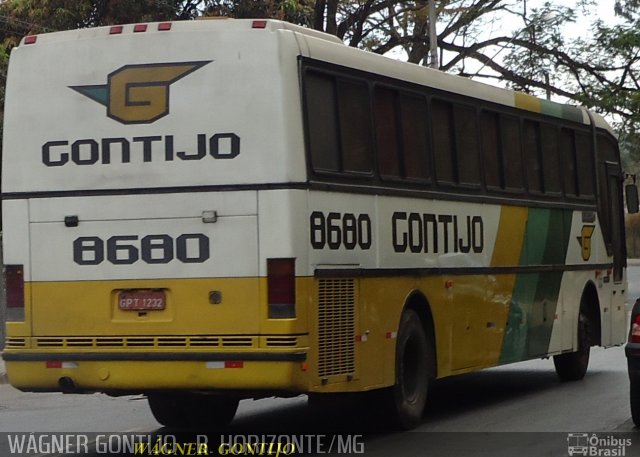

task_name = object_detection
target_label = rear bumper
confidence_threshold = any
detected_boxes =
[3,350,309,393]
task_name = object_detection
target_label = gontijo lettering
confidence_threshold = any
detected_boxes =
[42,133,240,167]
[392,212,484,254]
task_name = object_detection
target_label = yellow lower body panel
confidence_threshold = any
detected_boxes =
[5,358,310,393]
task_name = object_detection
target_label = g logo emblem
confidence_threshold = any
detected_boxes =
[70,61,210,124]
[577,225,595,261]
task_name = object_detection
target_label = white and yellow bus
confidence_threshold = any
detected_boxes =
[2,19,635,429]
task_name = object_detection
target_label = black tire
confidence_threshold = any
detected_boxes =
[386,309,433,430]
[553,312,590,381]
[147,393,239,429]
[631,377,640,427]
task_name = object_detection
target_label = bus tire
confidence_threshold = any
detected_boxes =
[147,393,239,429]
[631,376,640,427]
[553,312,590,381]
[386,308,432,430]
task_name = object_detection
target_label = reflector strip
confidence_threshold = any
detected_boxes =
[205,361,244,369]
[386,331,397,339]
[46,361,79,369]
[355,335,368,342]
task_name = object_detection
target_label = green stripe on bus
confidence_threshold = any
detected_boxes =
[539,100,563,119]
[499,209,572,363]
[538,99,583,122]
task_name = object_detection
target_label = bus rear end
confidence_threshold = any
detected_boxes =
[2,19,312,426]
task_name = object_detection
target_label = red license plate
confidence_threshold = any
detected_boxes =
[118,290,166,311]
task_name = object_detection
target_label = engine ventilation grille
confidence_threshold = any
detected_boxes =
[317,278,356,378]
[5,337,27,349]
[33,336,254,349]
[266,336,298,347]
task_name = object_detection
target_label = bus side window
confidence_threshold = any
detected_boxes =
[575,132,595,198]
[305,71,340,173]
[374,86,401,178]
[560,128,579,197]
[399,93,430,181]
[431,98,455,185]
[597,134,620,255]
[480,110,502,189]
[337,79,373,174]
[501,115,523,191]
[540,123,561,195]
[454,104,480,186]
[523,120,543,194]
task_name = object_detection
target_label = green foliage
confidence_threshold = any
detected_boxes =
[201,0,312,24]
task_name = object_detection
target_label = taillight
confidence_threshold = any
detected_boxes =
[5,265,25,321]
[267,258,295,318]
[631,314,640,343]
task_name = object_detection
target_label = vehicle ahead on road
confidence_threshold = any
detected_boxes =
[627,299,640,426]
[2,18,638,430]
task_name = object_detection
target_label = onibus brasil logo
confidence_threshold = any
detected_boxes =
[70,61,211,124]
[567,433,632,456]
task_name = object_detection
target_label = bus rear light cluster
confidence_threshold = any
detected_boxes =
[267,258,296,318]
[631,314,640,344]
[109,23,172,35]
[5,265,24,308]
[5,264,25,321]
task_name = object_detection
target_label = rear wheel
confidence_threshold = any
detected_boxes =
[631,377,640,427]
[553,312,590,381]
[147,393,239,429]
[385,309,433,430]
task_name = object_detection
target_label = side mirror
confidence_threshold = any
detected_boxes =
[627,183,639,214]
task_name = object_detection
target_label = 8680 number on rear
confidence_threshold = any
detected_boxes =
[73,233,210,265]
